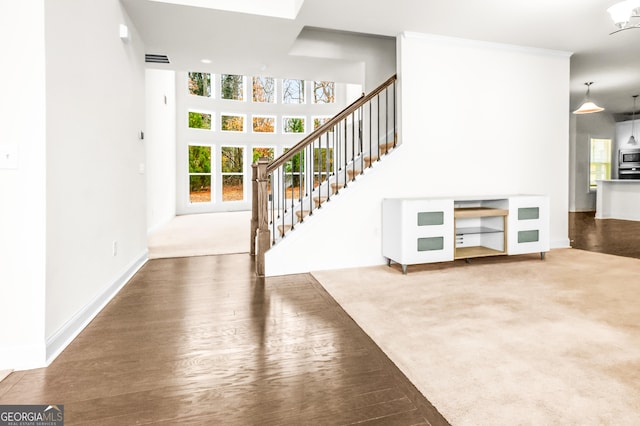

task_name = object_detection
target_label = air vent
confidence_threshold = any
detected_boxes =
[145,54,170,64]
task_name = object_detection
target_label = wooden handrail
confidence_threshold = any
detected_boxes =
[267,74,397,173]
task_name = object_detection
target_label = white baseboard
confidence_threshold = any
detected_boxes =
[45,251,148,366]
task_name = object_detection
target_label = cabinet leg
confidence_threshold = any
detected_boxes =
[401,264,407,275]
[465,258,471,264]
[387,258,391,267]
[540,252,546,260]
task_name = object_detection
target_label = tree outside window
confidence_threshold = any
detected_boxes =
[283,117,305,133]
[283,79,305,104]
[221,114,245,132]
[188,111,212,130]
[313,81,334,104]
[221,146,244,201]
[188,145,212,203]
[221,74,244,101]
[252,116,275,133]
[253,76,275,103]
[188,72,211,97]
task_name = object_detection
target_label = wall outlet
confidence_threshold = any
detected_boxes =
[112,241,118,256]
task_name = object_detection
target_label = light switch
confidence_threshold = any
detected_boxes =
[0,144,18,169]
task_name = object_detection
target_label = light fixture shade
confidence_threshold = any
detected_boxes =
[608,0,640,29]
[573,82,605,114]
[608,2,632,28]
[573,101,605,114]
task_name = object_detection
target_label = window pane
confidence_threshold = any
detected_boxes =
[221,146,243,173]
[252,147,274,163]
[222,175,243,201]
[590,138,611,187]
[252,116,275,133]
[189,145,211,173]
[188,111,212,130]
[252,76,275,103]
[221,74,244,100]
[283,117,305,133]
[283,79,304,104]
[314,116,330,130]
[313,81,335,104]
[188,72,211,97]
[190,175,211,203]
[221,115,245,132]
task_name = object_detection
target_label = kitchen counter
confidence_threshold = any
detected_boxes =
[596,179,640,221]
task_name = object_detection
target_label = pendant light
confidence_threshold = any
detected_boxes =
[573,82,605,114]
[629,95,638,145]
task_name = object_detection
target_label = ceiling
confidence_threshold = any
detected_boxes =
[121,0,640,117]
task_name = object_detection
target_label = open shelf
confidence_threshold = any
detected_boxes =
[454,246,506,259]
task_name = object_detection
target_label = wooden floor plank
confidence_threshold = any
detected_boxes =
[0,253,448,425]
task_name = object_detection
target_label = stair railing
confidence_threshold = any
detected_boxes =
[252,74,397,276]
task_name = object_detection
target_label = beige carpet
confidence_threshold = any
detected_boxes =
[0,370,11,383]
[148,211,250,259]
[312,249,640,425]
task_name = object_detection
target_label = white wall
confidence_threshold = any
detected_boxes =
[146,69,177,233]
[266,32,572,276]
[44,0,147,363]
[289,28,397,91]
[0,0,48,370]
[570,112,616,212]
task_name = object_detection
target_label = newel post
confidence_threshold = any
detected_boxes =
[256,158,271,276]
[250,162,258,256]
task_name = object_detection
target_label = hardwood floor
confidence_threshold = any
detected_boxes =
[0,254,448,425]
[569,211,640,259]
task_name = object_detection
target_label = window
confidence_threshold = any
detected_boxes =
[252,76,275,103]
[188,145,212,203]
[283,116,305,134]
[283,79,305,104]
[590,138,612,189]
[188,111,212,130]
[221,146,244,201]
[252,147,275,163]
[283,147,304,199]
[221,74,244,101]
[313,81,335,104]
[252,116,275,133]
[188,72,212,97]
[221,114,245,132]
[313,116,331,130]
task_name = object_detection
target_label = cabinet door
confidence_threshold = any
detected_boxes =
[400,199,454,264]
[507,196,549,255]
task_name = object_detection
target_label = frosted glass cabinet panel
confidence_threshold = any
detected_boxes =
[507,195,549,255]
[382,198,454,272]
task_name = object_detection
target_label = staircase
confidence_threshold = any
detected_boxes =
[251,75,398,276]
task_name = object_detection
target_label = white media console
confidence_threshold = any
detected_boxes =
[382,195,549,273]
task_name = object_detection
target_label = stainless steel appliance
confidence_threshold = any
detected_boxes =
[618,148,640,179]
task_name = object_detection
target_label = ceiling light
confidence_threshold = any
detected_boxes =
[201,59,212,64]
[607,0,640,34]
[573,82,605,114]
[629,95,638,145]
